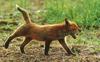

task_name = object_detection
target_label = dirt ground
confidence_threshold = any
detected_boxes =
[0,40,100,62]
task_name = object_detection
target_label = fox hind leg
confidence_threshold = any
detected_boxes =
[4,28,24,49]
[4,33,18,49]
[20,37,32,54]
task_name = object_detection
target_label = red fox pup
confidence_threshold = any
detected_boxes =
[4,5,81,55]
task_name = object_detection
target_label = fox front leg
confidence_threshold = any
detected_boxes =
[58,39,75,56]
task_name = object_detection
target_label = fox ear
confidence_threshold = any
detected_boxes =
[65,18,69,25]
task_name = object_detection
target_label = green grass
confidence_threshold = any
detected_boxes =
[0,0,100,27]
[43,0,100,27]
[68,29,100,46]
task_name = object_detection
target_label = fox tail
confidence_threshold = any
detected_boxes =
[16,4,31,24]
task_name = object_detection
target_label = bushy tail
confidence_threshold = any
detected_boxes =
[16,4,31,24]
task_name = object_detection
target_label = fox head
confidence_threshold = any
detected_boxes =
[64,18,81,39]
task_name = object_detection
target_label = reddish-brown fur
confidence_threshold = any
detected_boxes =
[4,5,81,55]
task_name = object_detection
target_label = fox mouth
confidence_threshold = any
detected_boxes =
[71,34,76,39]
